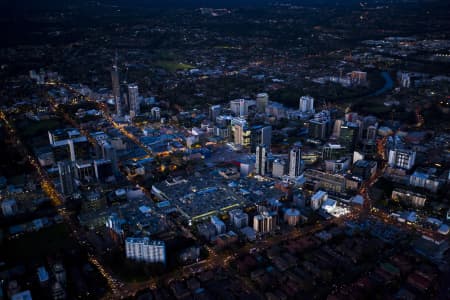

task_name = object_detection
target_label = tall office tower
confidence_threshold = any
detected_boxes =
[388,149,416,170]
[339,122,359,153]
[128,84,139,118]
[74,161,94,181]
[255,144,268,176]
[58,161,74,196]
[308,119,328,140]
[250,125,272,152]
[101,142,118,174]
[230,99,248,117]
[289,145,303,178]
[299,95,315,113]
[94,159,114,183]
[125,237,166,263]
[209,105,221,122]
[111,52,122,116]
[332,119,344,138]
[69,137,90,162]
[256,93,269,113]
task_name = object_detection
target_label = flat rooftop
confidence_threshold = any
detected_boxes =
[152,170,283,222]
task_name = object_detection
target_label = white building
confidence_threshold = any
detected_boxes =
[284,208,301,226]
[311,190,328,210]
[253,212,274,233]
[388,149,416,170]
[125,237,166,263]
[128,84,140,117]
[299,96,314,113]
[255,144,268,176]
[230,99,249,117]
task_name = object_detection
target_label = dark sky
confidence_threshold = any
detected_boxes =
[0,0,359,12]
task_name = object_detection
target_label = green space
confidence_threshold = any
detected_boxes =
[2,224,76,262]
[19,118,62,138]
[154,60,194,72]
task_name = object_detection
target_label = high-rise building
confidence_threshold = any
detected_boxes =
[52,143,71,162]
[49,129,89,162]
[322,143,347,161]
[74,161,94,181]
[101,142,118,174]
[253,212,274,233]
[58,161,74,196]
[366,125,378,141]
[289,145,303,178]
[151,107,161,120]
[308,119,328,140]
[332,119,344,138]
[256,93,269,113]
[339,122,359,153]
[230,99,248,117]
[272,158,287,178]
[94,159,114,182]
[125,237,166,263]
[69,138,90,162]
[388,149,416,170]
[209,105,221,122]
[111,52,122,116]
[299,95,314,113]
[255,144,268,176]
[284,208,301,226]
[231,118,250,147]
[128,84,140,118]
[250,125,272,152]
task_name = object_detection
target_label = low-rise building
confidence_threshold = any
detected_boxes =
[391,188,427,208]
[311,190,328,210]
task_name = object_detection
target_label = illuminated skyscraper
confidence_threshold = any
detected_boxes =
[128,84,139,118]
[111,51,122,116]
[289,145,303,178]
[255,144,268,176]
